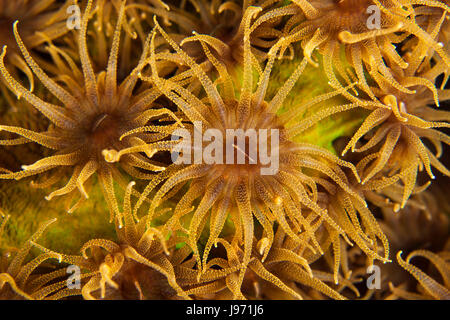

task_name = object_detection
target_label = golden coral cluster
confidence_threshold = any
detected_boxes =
[0,0,449,300]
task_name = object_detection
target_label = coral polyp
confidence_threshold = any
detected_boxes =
[274,0,450,99]
[0,0,75,102]
[343,40,449,206]
[132,1,283,69]
[137,12,380,288]
[0,0,180,222]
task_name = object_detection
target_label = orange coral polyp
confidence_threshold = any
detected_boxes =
[133,9,391,290]
[0,0,180,223]
[276,0,450,100]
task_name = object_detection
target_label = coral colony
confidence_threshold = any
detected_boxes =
[0,0,449,300]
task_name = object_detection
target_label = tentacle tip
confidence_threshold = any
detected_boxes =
[102,149,119,163]
[341,149,348,157]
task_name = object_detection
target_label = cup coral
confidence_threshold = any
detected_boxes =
[0,0,448,302]
[0,0,182,223]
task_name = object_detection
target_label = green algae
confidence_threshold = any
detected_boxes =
[0,178,117,256]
